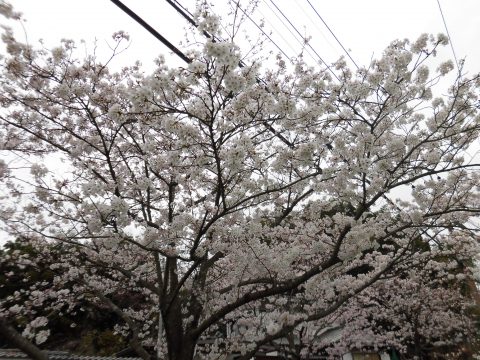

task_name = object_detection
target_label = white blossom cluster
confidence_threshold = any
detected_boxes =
[0,4,478,359]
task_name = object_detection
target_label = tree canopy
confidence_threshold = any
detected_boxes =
[0,3,479,360]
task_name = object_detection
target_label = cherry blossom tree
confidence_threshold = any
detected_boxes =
[277,233,479,359]
[332,268,478,359]
[0,3,479,360]
[0,237,130,356]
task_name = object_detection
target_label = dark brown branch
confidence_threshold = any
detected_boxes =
[0,317,49,360]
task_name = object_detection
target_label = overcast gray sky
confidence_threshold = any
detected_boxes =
[6,0,480,75]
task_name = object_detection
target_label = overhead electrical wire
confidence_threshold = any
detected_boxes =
[165,0,295,148]
[255,6,299,56]
[110,0,192,64]
[436,0,460,74]
[167,0,292,63]
[162,0,291,67]
[305,0,359,70]
[268,0,339,81]
[295,1,338,55]
[165,0,219,41]
[110,0,296,148]
[171,0,230,39]
[261,0,317,62]
[170,0,195,20]
[165,0,196,27]
[263,0,319,62]
[232,1,292,61]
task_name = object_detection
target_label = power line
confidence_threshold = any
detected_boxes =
[110,0,295,149]
[255,6,299,56]
[262,0,317,62]
[436,0,460,73]
[172,0,195,20]
[165,0,217,41]
[263,0,316,57]
[231,1,292,61]
[165,0,295,148]
[165,0,292,74]
[110,0,191,64]
[162,0,242,65]
[165,0,197,28]
[164,0,291,63]
[295,1,338,55]
[268,0,339,81]
[305,0,359,70]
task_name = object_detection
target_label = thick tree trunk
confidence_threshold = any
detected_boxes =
[166,335,195,360]
[178,341,196,360]
[165,316,196,360]
[0,317,49,360]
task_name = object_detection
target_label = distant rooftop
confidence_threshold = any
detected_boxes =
[0,349,141,360]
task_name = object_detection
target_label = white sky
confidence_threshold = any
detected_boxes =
[6,0,480,75]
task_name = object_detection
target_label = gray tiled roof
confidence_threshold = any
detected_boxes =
[0,349,141,360]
